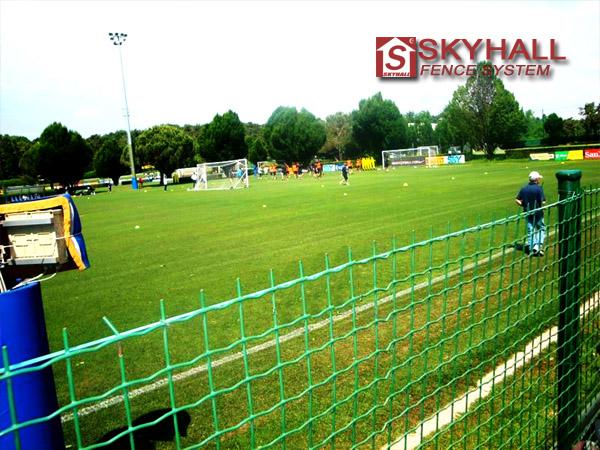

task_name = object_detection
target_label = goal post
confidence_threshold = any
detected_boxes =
[192,158,249,191]
[382,146,439,169]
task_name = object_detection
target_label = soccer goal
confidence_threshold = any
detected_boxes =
[382,146,439,169]
[193,159,249,191]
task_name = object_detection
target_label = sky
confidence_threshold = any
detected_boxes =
[0,0,599,140]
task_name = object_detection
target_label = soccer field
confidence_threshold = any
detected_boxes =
[43,160,599,345]
[37,159,599,448]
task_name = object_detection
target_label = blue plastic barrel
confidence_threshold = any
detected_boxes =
[0,282,64,450]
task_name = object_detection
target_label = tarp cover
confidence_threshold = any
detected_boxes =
[0,194,90,270]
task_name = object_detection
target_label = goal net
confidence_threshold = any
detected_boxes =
[193,159,249,191]
[382,146,439,169]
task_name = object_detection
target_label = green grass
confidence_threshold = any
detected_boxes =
[421,320,600,450]
[43,160,599,345]
[30,159,600,448]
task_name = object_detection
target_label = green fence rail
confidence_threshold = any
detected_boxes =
[1,172,599,449]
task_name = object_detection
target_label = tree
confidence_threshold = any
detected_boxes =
[487,86,528,150]
[432,119,453,153]
[245,124,269,163]
[244,122,262,143]
[351,93,408,157]
[543,113,564,145]
[322,112,352,160]
[0,135,31,179]
[85,134,104,161]
[93,133,129,184]
[19,145,40,184]
[406,111,435,147]
[434,86,474,152]
[182,124,205,158]
[436,62,526,157]
[247,136,269,163]
[135,125,195,183]
[522,110,546,144]
[563,118,585,143]
[198,111,247,162]
[264,106,326,164]
[580,102,600,141]
[22,122,92,188]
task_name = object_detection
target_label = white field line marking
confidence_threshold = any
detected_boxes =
[387,291,600,450]
[62,242,518,423]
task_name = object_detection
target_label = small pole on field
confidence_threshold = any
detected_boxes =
[555,170,582,450]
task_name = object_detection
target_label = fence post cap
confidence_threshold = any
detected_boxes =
[555,170,582,182]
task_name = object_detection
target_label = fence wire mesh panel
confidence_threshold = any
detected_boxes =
[1,183,599,450]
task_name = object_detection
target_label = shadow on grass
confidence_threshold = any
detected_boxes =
[96,408,191,449]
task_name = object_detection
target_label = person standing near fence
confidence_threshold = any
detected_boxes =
[515,171,546,256]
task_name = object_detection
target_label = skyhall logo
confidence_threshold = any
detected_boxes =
[376,37,567,78]
[375,37,417,78]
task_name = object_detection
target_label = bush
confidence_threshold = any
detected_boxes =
[0,177,27,187]
[505,150,535,159]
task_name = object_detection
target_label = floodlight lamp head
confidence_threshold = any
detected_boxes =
[108,32,127,45]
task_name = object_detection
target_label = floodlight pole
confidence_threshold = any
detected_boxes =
[108,32,138,190]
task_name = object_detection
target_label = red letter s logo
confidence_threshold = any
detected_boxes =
[385,45,406,70]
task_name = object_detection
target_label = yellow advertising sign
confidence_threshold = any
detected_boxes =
[426,156,446,166]
[567,150,583,160]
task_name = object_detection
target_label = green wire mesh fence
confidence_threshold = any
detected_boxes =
[1,175,599,449]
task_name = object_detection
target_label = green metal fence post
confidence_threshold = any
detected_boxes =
[555,170,582,450]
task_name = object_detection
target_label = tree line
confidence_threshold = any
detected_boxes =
[1,62,598,187]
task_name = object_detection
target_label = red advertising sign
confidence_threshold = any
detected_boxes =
[584,149,600,159]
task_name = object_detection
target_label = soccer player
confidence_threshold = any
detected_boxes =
[355,158,362,171]
[339,163,349,185]
[515,171,546,256]
[315,160,323,178]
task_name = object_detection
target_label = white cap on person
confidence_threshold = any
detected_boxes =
[529,171,543,181]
